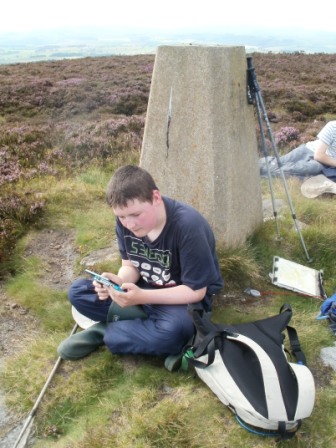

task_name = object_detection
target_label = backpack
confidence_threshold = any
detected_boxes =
[183,303,315,440]
[317,292,336,335]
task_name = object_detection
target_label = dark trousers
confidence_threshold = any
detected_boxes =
[68,278,195,357]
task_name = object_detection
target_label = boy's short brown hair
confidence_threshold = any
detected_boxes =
[106,165,158,208]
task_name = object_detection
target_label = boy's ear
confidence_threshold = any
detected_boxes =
[152,190,162,204]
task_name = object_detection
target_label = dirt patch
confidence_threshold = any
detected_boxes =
[0,228,78,446]
[24,229,77,290]
[0,229,77,358]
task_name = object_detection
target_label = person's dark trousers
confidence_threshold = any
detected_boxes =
[104,303,194,357]
[69,278,111,322]
[67,278,195,357]
[58,279,147,360]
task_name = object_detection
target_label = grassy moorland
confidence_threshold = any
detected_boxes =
[1,52,336,447]
[0,55,152,274]
[1,52,336,276]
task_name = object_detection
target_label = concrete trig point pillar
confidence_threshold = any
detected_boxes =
[140,45,263,248]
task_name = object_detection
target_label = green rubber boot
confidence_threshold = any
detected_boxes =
[57,322,107,360]
[106,301,147,322]
[164,337,195,372]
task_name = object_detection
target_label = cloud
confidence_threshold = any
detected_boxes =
[1,0,335,33]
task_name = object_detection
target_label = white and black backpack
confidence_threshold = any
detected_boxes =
[184,303,315,440]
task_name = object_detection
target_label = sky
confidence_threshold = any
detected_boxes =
[1,0,335,34]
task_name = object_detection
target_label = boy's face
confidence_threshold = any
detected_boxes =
[112,191,162,238]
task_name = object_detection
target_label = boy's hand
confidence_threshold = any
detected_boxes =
[93,272,123,300]
[93,281,111,301]
[108,283,143,307]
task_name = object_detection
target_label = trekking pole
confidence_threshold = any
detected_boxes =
[247,56,312,263]
[13,323,78,448]
[248,81,282,241]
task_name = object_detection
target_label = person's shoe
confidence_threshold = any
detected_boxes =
[164,351,192,372]
[106,301,147,322]
[301,174,336,198]
[57,322,107,360]
[164,353,184,372]
[164,338,195,372]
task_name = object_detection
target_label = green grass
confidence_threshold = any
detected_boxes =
[1,167,336,448]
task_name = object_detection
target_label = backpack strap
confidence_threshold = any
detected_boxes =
[188,303,216,336]
[285,325,307,365]
[187,303,243,368]
[267,303,307,365]
[184,328,236,368]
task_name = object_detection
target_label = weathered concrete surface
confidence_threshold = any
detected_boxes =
[320,342,336,371]
[140,45,263,248]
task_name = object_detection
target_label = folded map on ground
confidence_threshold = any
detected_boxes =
[270,256,325,298]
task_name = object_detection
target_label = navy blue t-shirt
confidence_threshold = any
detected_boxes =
[115,196,224,310]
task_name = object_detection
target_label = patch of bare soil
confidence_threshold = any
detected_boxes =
[25,229,77,290]
[0,229,77,357]
[0,228,77,447]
